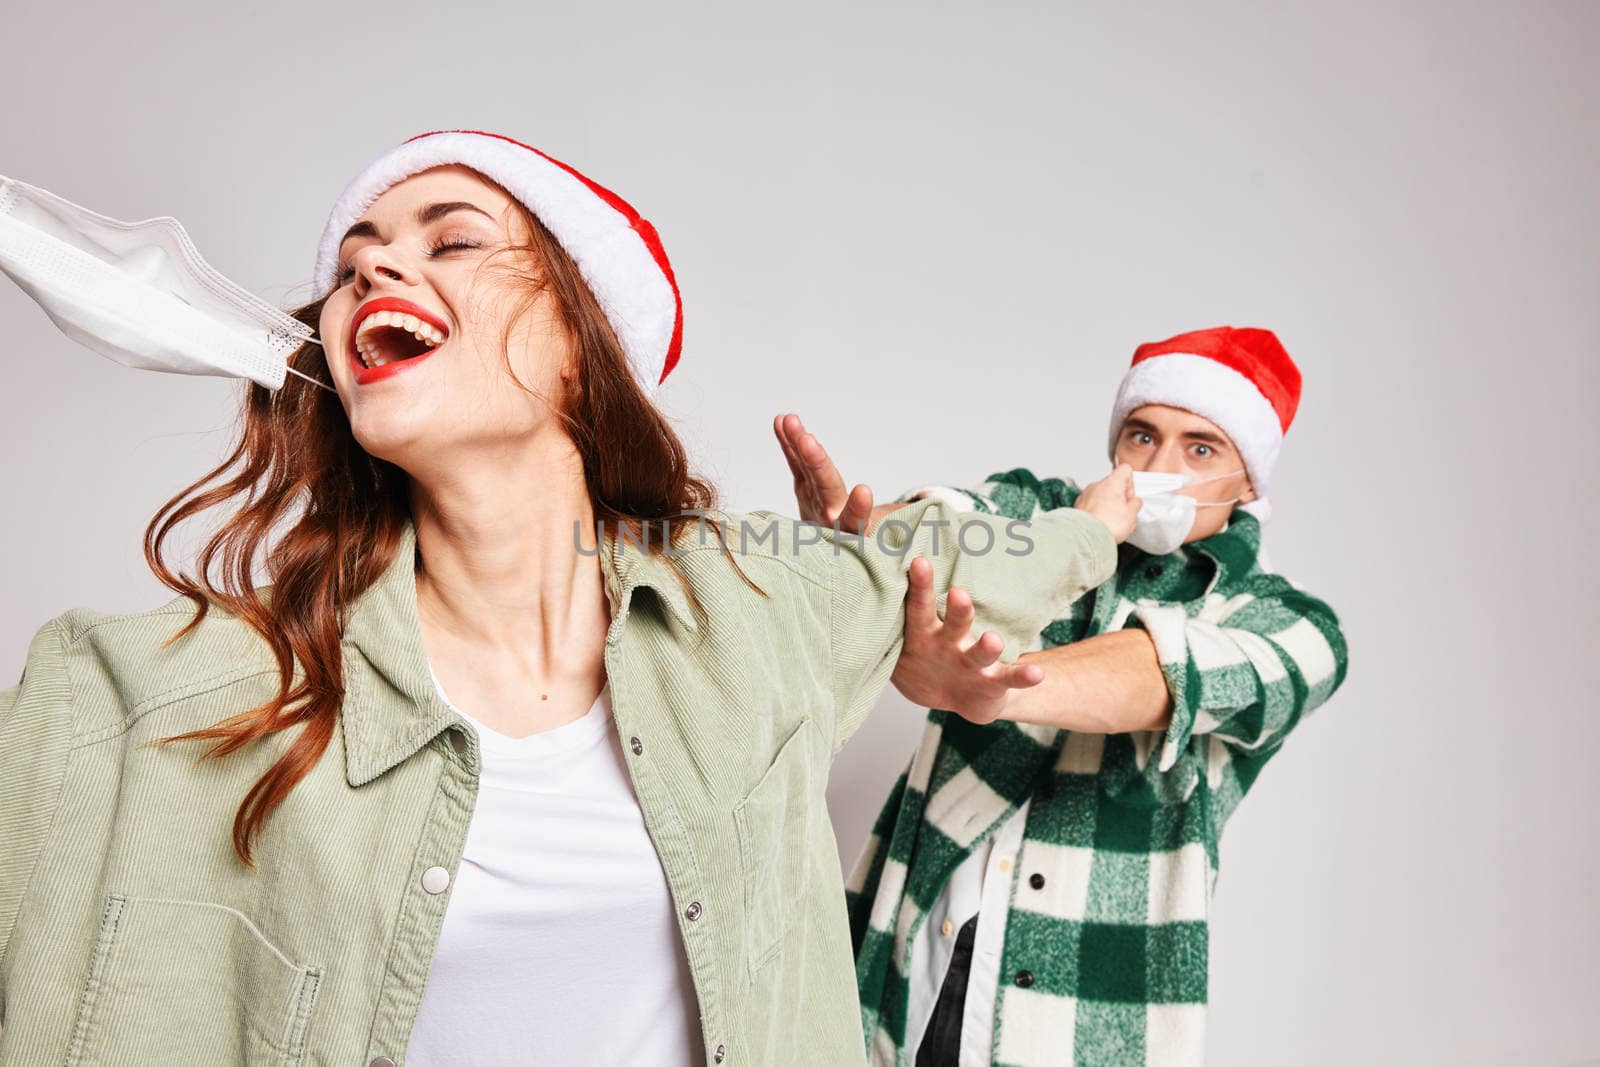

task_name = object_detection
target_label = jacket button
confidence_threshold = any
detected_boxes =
[421,866,451,894]
[686,901,703,921]
[714,1045,726,1063]
[1015,969,1034,988]
[630,736,644,755]
[1144,563,1163,580]
[371,1058,397,1067]
[1029,872,1046,890]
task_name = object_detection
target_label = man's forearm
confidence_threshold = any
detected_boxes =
[998,629,1173,733]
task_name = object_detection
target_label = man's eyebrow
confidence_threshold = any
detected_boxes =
[339,201,494,249]
[1123,418,1232,449]
[1182,429,1232,448]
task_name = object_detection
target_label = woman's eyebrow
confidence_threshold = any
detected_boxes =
[339,201,494,247]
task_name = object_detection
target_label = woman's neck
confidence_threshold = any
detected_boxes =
[407,430,609,678]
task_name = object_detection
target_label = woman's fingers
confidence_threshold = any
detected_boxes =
[837,483,875,535]
[774,414,810,497]
[776,414,828,521]
[773,413,806,481]
[797,431,849,516]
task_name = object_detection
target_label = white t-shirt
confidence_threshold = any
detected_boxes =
[406,665,703,1066]
[903,798,1030,1064]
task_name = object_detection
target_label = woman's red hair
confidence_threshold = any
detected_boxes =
[144,183,754,868]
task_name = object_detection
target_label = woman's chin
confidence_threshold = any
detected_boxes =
[347,412,439,467]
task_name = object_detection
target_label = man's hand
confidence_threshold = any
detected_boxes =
[773,412,881,533]
[889,556,1045,725]
[1073,463,1141,543]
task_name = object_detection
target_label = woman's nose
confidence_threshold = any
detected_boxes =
[350,244,414,288]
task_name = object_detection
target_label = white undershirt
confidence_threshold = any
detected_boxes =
[904,799,1031,1064]
[407,664,702,1067]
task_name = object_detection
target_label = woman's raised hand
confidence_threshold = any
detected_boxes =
[773,413,877,534]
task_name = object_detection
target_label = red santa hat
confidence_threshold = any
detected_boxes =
[312,129,682,394]
[1106,326,1302,522]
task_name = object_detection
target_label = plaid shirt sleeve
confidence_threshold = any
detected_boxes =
[1129,571,1350,775]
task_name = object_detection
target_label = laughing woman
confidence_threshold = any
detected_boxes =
[0,130,1134,1067]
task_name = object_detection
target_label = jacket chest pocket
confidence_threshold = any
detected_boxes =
[732,716,819,976]
[64,893,322,1067]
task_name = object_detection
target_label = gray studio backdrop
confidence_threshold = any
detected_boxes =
[3,2,1595,1064]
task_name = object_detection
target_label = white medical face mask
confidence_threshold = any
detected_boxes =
[0,174,331,392]
[1126,467,1246,555]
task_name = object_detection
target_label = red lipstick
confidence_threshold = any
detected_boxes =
[348,297,451,385]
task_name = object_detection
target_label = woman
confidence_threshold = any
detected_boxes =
[0,129,1135,1066]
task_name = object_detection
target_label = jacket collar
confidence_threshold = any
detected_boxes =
[339,514,698,787]
[1112,505,1264,599]
[1185,505,1264,591]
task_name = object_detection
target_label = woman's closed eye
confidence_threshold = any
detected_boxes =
[333,234,485,284]
[424,234,483,258]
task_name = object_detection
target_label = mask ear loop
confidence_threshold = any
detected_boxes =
[283,335,339,393]
[1187,467,1248,508]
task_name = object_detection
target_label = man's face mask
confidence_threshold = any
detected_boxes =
[0,174,331,392]
[1126,467,1246,555]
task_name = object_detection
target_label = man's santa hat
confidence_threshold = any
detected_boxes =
[1107,326,1302,522]
[312,128,682,394]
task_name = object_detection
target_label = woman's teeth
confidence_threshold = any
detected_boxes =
[355,311,447,368]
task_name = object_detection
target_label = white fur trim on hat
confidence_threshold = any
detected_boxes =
[313,131,678,395]
[1106,352,1282,522]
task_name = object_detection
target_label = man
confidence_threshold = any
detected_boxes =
[776,326,1349,1066]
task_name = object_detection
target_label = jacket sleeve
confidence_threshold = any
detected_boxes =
[889,482,1006,515]
[1128,571,1350,776]
[0,617,76,971]
[816,495,1117,755]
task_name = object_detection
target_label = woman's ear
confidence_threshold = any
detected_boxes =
[1239,475,1257,504]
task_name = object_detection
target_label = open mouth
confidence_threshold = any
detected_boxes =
[348,301,451,382]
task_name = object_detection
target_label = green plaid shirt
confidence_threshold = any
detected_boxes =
[846,468,1350,1066]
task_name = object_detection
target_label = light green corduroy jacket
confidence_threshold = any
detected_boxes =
[0,499,1116,1067]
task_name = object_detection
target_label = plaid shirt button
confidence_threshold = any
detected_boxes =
[1015,969,1034,989]
[1029,873,1045,890]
